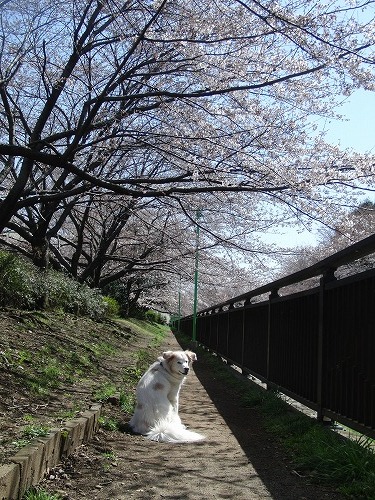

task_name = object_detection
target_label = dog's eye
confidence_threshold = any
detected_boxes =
[177,361,182,364]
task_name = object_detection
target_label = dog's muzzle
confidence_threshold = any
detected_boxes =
[183,367,189,375]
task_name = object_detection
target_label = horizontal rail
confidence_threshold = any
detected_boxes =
[192,232,375,315]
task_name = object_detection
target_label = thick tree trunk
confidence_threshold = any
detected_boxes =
[31,234,49,269]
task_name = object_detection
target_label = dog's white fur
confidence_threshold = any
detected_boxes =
[129,350,205,443]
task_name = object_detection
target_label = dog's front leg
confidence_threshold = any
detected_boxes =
[168,388,180,414]
[170,396,178,413]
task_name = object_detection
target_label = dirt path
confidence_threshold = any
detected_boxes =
[40,332,345,500]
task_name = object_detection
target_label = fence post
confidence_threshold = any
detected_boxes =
[227,302,235,359]
[242,298,251,373]
[177,274,182,333]
[266,289,279,390]
[241,305,246,372]
[317,268,336,423]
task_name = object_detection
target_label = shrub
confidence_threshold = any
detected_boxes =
[0,251,37,308]
[145,309,167,325]
[145,309,157,323]
[0,250,106,318]
[102,296,120,317]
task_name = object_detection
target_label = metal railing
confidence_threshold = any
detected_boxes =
[179,233,375,439]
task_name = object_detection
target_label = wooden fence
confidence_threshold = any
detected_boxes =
[178,233,375,439]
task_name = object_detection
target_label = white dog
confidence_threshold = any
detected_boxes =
[129,350,205,443]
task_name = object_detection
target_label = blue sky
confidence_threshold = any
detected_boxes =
[320,89,375,153]
[261,88,375,249]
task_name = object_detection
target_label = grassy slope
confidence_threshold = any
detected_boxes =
[0,309,169,464]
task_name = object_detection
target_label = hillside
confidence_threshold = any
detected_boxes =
[0,308,168,467]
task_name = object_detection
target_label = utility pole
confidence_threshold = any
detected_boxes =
[192,209,202,343]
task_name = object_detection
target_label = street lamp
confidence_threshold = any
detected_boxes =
[178,273,181,333]
[192,209,202,343]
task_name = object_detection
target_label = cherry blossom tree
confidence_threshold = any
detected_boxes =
[1,0,375,310]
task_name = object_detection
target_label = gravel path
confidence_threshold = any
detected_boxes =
[41,332,345,499]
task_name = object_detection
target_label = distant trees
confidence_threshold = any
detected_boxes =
[1,0,375,312]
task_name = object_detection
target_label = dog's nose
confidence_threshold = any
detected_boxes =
[184,367,189,374]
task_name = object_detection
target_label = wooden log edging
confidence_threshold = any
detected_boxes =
[0,403,102,500]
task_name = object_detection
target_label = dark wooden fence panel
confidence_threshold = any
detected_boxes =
[217,311,228,357]
[323,270,375,431]
[208,314,219,352]
[198,314,210,347]
[177,234,375,438]
[242,303,269,381]
[269,290,319,406]
[181,316,193,342]
[227,308,244,366]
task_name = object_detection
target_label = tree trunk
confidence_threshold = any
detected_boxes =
[31,234,49,269]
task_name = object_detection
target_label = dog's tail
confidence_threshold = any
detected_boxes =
[146,419,205,443]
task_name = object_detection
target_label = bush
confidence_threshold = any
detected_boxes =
[145,309,167,325]
[0,251,38,308]
[102,296,120,317]
[101,280,146,318]
[0,250,106,318]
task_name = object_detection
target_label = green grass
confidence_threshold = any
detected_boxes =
[119,392,136,414]
[118,318,169,347]
[23,488,61,500]
[12,424,50,450]
[119,348,158,415]
[4,314,125,400]
[22,424,49,440]
[124,325,168,412]
[175,332,375,499]
[98,416,119,431]
[241,384,375,497]
[93,383,118,402]
[93,320,168,417]
[89,341,117,357]
[101,449,118,471]
[56,405,83,421]
[25,357,75,395]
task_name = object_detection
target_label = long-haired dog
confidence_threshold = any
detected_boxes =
[129,350,205,443]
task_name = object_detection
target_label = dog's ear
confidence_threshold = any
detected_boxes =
[185,350,197,362]
[162,351,174,359]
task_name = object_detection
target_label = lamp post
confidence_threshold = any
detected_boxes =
[177,273,181,333]
[192,209,202,343]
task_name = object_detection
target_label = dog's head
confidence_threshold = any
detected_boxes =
[162,350,197,377]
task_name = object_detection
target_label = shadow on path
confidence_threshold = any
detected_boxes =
[187,345,346,500]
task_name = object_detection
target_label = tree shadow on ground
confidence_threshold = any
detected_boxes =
[187,346,346,500]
